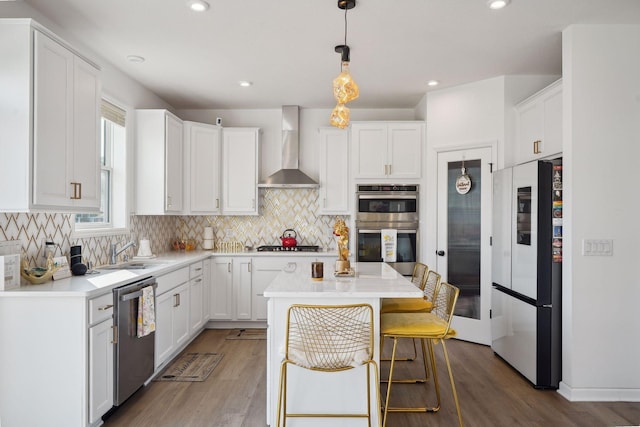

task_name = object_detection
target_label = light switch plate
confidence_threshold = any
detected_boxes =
[582,239,613,256]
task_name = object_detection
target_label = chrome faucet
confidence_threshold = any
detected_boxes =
[110,241,136,264]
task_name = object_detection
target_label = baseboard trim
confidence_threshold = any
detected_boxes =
[558,382,640,402]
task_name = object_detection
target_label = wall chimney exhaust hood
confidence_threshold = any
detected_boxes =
[258,106,319,188]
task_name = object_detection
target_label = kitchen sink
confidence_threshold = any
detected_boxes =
[99,261,166,270]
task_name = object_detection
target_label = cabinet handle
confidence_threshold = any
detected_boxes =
[216,198,220,209]
[533,140,542,154]
[388,164,392,175]
[167,195,172,208]
[70,182,81,199]
[111,325,118,344]
[228,262,231,273]
[98,304,113,311]
[194,267,202,272]
[174,293,179,307]
[195,278,202,283]
[248,262,252,273]
[252,199,256,209]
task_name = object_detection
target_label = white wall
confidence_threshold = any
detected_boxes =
[424,76,506,267]
[559,24,640,401]
[178,108,416,183]
[423,76,556,269]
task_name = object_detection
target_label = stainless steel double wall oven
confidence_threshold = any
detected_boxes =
[355,184,419,276]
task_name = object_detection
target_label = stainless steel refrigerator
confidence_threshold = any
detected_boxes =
[491,159,562,389]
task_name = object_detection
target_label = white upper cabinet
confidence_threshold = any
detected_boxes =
[351,122,423,180]
[514,79,562,165]
[318,127,349,215]
[0,21,101,212]
[222,128,260,215]
[136,109,184,214]
[183,121,221,215]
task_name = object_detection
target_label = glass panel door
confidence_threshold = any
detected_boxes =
[436,147,493,345]
[447,159,482,319]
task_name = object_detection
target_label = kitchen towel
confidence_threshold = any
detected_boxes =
[137,286,156,338]
[381,229,397,263]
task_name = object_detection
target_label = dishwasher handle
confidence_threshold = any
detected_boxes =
[119,283,157,302]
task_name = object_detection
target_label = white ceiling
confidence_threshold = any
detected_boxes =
[17,0,640,110]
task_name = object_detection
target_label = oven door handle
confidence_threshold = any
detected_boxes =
[357,195,417,200]
[358,229,418,234]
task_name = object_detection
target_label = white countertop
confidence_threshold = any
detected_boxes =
[1,250,341,298]
[1,251,212,298]
[264,262,422,299]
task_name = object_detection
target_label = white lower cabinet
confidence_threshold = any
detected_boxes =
[89,317,114,424]
[234,258,253,320]
[155,267,190,370]
[210,257,234,320]
[189,260,206,333]
[88,293,115,425]
[202,259,211,320]
[209,255,337,323]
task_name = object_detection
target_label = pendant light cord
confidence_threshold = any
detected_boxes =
[344,5,348,47]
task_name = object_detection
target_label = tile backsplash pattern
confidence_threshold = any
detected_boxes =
[177,189,345,251]
[1,189,346,270]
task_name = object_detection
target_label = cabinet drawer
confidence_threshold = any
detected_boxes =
[156,267,189,296]
[190,261,204,278]
[89,293,114,325]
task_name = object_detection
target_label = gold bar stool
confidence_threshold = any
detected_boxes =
[276,304,381,427]
[381,268,441,367]
[380,263,431,362]
[381,282,463,427]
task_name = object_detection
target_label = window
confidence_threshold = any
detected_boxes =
[75,99,127,232]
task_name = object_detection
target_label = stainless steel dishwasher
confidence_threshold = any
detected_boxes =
[113,276,157,406]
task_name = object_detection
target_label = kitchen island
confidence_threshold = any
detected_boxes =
[264,262,422,427]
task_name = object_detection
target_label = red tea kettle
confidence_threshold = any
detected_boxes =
[280,229,298,247]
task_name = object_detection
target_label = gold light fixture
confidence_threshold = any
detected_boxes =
[330,103,351,129]
[330,0,358,129]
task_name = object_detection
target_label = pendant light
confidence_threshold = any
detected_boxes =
[330,0,358,129]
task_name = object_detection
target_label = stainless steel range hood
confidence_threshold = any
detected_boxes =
[258,105,319,188]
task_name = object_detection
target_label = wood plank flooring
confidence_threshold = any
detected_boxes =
[102,329,640,427]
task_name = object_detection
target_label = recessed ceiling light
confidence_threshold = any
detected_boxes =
[238,81,253,87]
[427,80,439,87]
[127,55,145,63]
[187,0,209,12]
[487,0,510,10]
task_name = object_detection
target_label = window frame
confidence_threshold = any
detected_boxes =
[73,97,129,238]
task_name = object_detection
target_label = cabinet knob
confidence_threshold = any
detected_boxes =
[436,250,446,257]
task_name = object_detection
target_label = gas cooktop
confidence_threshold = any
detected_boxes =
[257,245,320,252]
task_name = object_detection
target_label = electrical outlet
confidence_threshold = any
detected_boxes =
[582,239,613,256]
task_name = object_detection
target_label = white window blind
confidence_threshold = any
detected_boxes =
[101,99,126,127]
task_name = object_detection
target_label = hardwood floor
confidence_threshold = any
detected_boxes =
[103,329,640,427]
